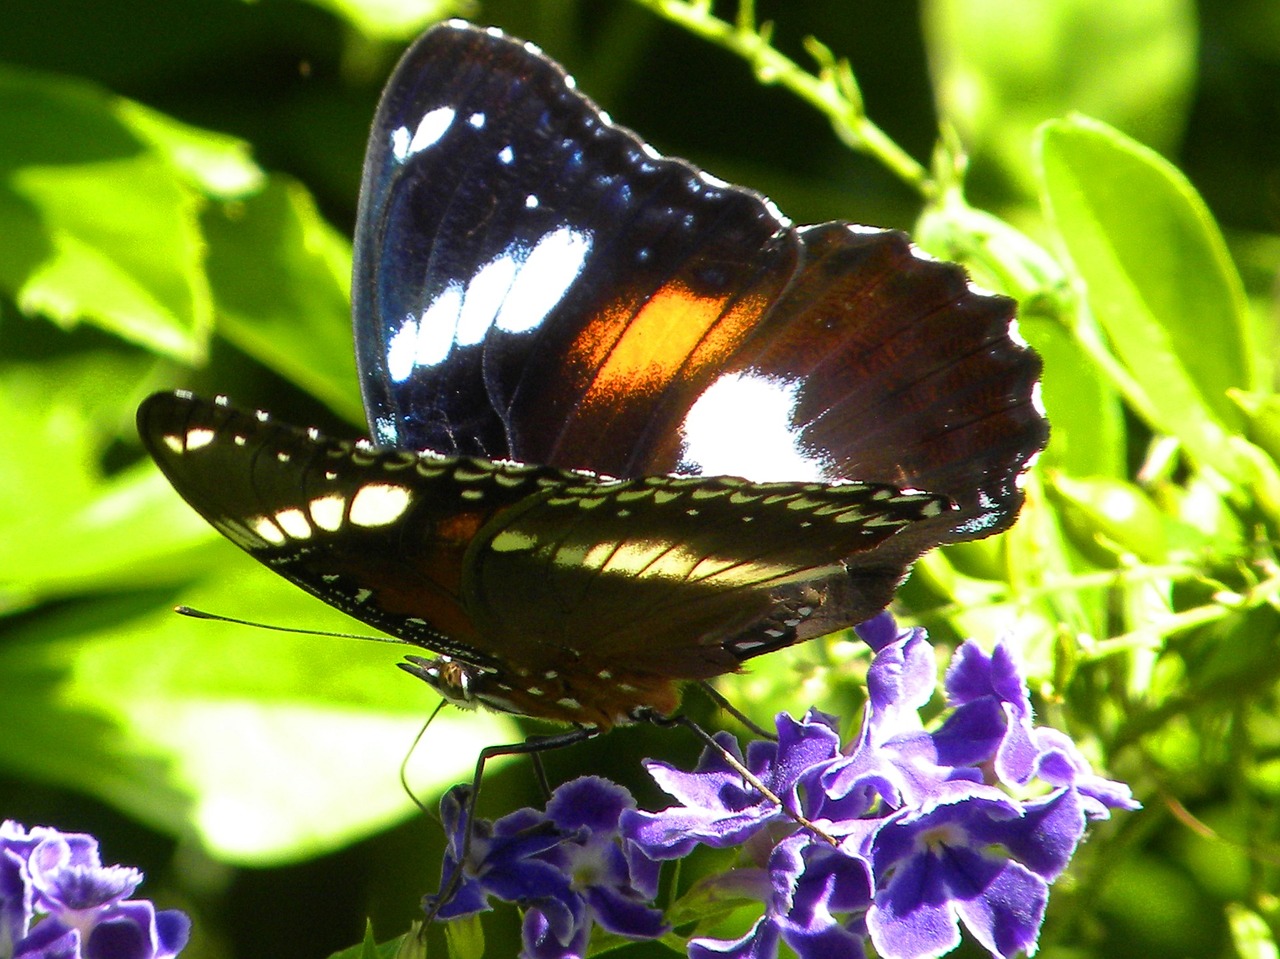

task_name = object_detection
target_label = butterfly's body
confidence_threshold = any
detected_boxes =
[139,21,1047,728]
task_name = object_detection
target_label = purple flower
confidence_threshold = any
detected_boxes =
[622,614,1139,959]
[864,793,1072,959]
[426,777,666,959]
[622,710,844,859]
[942,640,1039,785]
[429,788,572,921]
[0,821,190,959]
[427,614,1138,959]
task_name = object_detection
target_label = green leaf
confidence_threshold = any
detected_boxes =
[925,0,1197,193]
[1020,311,1126,479]
[914,188,1069,305]
[203,176,363,423]
[326,922,419,959]
[1000,473,1108,672]
[0,555,519,865]
[114,98,265,200]
[1050,473,1218,564]
[1226,903,1279,959]
[0,346,225,610]
[298,0,465,41]
[0,65,215,362]
[0,462,219,611]
[1036,115,1272,497]
[444,914,485,959]
[1230,389,1280,466]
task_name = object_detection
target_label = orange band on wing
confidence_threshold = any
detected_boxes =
[575,282,768,413]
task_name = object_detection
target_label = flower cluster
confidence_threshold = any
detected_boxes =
[426,613,1138,959]
[427,776,665,959]
[1,821,189,959]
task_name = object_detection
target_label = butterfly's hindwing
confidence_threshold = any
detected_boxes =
[464,475,953,681]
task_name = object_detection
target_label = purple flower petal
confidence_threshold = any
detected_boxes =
[689,915,780,959]
[929,698,1006,768]
[626,712,843,859]
[27,833,141,920]
[973,789,1084,882]
[854,612,909,653]
[545,777,631,833]
[428,787,575,920]
[866,796,1056,959]
[84,902,155,959]
[866,859,961,959]
[1,823,188,959]
[769,836,872,959]
[583,885,666,939]
[1033,728,1142,816]
[3,844,34,951]
[153,910,191,959]
[950,859,1047,959]
[865,624,936,739]
[12,918,81,959]
[521,902,590,959]
[944,642,1039,786]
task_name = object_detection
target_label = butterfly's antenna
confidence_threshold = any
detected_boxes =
[421,727,601,931]
[696,681,776,740]
[647,712,837,847]
[400,701,451,817]
[174,605,410,646]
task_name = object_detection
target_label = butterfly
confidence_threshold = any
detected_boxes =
[139,20,1047,731]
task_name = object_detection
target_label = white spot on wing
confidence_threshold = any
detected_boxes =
[680,371,828,482]
[308,493,345,532]
[393,106,456,162]
[185,427,215,450]
[383,224,591,379]
[274,508,312,540]
[386,282,465,380]
[495,226,592,333]
[249,516,286,546]
[457,255,519,345]
[348,484,412,528]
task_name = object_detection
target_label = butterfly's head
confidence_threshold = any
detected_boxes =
[400,654,483,711]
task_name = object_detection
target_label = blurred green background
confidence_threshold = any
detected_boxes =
[2,1,1279,957]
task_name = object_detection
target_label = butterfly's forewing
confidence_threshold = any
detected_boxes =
[354,22,1047,547]
[353,23,796,467]
[138,391,544,665]
[139,392,951,726]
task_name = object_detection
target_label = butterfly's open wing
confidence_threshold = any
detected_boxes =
[354,22,1047,549]
[354,23,795,466]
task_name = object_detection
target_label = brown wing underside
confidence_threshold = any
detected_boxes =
[463,475,951,688]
